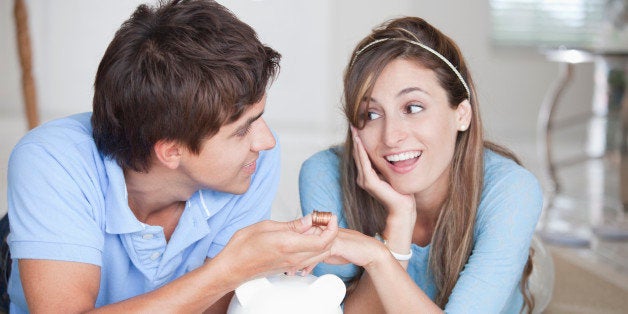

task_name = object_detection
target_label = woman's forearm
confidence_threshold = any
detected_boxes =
[344,251,442,314]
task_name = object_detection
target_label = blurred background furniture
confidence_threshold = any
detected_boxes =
[14,0,39,130]
[536,47,628,247]
[491,0,628,248]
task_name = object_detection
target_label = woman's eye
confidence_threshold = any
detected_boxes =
[406,104,423,114]
[367,111,381,120]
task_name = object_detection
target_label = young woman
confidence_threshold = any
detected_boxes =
[300,17,544,313]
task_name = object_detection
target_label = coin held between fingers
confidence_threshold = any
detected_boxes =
[312,210,332,227]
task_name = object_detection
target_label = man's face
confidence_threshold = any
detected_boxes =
[178,95,276,194]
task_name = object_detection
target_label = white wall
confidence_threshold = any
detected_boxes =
[1,0,595,219]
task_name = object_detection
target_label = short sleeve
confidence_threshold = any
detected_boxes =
[8,143,104,265]
[445,165,543,313]
[206,139,281,258]
[299,148,359,282]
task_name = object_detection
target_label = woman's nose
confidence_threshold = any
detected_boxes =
[382,118,408,147]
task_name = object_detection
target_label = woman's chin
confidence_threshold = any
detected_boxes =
[388,180,421,195]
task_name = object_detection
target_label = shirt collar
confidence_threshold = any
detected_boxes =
[103,158,234,235]
[194,189,233,218]
[103,157,145,234]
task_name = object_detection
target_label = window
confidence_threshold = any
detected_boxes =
[489,0,620,48]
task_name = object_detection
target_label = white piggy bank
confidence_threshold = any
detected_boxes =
[227,273,346,314]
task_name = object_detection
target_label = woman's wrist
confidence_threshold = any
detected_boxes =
[374,233,413,261]
[364,239,397,272]
[385,202,416,218]
[385,207,416,230]
[382,211,415,255]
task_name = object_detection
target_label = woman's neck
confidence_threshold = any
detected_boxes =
[412,169,450,246]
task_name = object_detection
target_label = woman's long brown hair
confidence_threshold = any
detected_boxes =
[339,17,534,312]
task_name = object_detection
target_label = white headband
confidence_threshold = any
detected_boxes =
[350,37,471,100]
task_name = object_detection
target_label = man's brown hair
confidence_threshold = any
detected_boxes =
[92,0,280,172]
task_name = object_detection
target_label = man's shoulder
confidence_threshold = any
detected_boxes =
[13,112,94,152]
[9,112,104,177]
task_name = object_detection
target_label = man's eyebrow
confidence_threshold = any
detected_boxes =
[231,110,264,135]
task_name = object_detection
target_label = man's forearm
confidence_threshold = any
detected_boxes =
[89,257,238,313]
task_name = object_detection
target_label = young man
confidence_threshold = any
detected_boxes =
[6,0,337,312]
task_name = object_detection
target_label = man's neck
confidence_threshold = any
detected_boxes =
[123,164,193,222]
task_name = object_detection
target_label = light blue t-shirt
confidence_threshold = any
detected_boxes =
[7,112,280,313]
[299,147,542,313]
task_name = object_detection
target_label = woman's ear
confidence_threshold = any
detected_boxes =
[153,140,182,170]
[456,99,472,131]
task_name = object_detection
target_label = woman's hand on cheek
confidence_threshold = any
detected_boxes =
[351,126,416,217]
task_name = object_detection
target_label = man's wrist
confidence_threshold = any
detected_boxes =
[203,254,246,293]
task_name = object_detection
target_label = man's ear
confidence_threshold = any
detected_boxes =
[455,99,472,131]
[153,140,182,170]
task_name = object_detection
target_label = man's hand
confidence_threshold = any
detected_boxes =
[211,214,339,284]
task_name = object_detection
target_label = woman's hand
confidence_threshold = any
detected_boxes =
[351,126,416,259]
[328,230,441,314]
[351,126,416,219]
[324,228,390,268]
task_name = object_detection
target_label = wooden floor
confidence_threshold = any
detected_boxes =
[545,246,628,313]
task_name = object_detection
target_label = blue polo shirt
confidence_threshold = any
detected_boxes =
[6,112,280,312]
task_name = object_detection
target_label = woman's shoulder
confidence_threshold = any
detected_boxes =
[299,146,346,225]
[477,148,544,225]
[300,146,342,174]
[482,149,539,188]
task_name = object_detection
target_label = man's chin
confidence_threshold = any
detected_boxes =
[220,181,252,195]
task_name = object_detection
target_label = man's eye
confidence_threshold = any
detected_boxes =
[236,124,252,137]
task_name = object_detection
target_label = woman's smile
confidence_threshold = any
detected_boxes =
[384,150,422,174]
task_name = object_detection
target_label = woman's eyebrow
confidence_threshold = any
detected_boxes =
[363,87,430,105]
[397,87,429,98]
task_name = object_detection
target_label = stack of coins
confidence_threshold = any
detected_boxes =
[311,210,332,227]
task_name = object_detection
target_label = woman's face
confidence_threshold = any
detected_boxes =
[356,58,471,197]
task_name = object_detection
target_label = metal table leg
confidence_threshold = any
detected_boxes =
[537,59,592,247]
[537,61,573,197]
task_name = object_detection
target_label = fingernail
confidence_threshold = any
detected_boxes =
[300,216,308,226]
